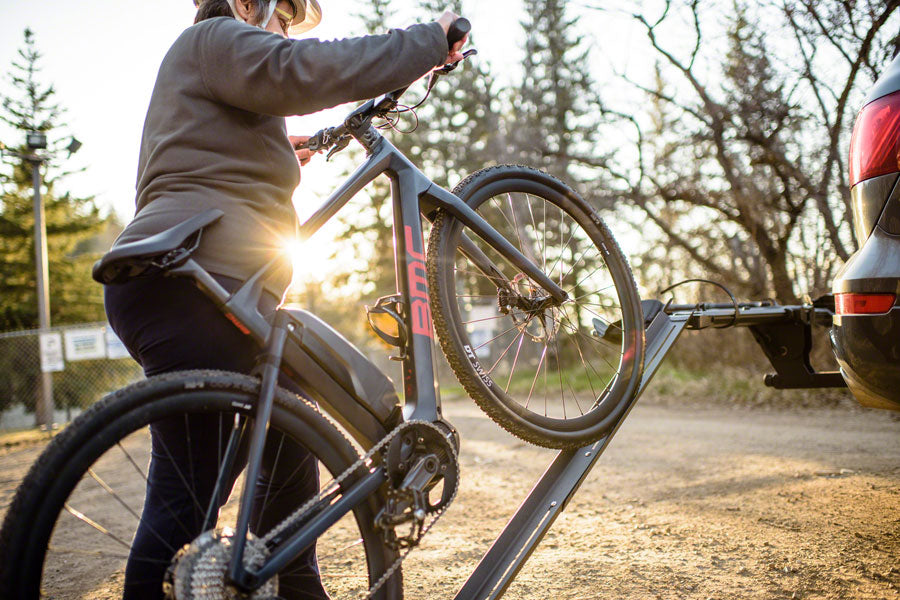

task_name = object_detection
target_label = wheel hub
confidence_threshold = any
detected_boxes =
[498,274,561,343]
[164,528,277,600]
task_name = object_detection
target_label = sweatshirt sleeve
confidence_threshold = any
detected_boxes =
[196,18,448,116]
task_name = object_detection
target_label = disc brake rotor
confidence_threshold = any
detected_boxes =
[499,273,561,343]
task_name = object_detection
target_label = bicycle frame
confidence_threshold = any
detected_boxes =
[168,127,570,592]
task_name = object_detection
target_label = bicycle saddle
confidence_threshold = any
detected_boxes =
[92,208,224,284]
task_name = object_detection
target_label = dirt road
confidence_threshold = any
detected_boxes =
[1,397,898,599]
[409,398,900,600]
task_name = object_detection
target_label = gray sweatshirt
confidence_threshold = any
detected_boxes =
[114,17,448,296]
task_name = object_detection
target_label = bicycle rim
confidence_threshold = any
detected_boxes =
[429,168,643,447]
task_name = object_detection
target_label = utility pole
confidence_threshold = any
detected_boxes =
[1,132,81,428]
[30,147,54,427]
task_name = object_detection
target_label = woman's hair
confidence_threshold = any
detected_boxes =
[194,0,267,25]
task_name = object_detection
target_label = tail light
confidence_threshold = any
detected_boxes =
[849,90,900,188]
[835,293,896,315]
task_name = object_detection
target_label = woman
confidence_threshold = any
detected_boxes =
[103,1,467,597]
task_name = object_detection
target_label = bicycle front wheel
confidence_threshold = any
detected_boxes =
[428,166,645,449]
[0,370,400,600]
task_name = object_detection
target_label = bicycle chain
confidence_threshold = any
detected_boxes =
[260,419,460,600]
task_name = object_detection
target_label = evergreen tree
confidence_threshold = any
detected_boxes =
[0,29,108,330]
[394,0,506,189]
[513,0,598,186]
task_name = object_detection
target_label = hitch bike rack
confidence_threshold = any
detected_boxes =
[455,296,845,600]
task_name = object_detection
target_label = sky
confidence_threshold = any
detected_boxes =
[0,0,536,219]
[0,0,648,280]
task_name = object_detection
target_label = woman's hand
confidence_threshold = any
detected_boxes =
[436,10,468,65]
[289,135,315,167]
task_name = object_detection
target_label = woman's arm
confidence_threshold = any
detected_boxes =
[196,18,449,116]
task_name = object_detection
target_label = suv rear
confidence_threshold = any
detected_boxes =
[831,56,900,410]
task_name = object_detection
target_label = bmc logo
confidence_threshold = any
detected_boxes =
[405,226,433,338]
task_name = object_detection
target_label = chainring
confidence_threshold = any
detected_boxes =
[384,421,459,514]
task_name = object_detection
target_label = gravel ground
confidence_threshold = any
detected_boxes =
[1,395,898,599]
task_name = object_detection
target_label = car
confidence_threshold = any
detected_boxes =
[831,55,900,410]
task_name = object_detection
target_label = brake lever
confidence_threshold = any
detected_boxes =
[325,135,350,161]
[434,48,478,75]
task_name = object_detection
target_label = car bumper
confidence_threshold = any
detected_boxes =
[831,225,900,410]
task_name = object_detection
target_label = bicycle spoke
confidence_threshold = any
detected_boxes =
[153,433,205,518]
[563,314,607,394]
[573,262,610,292]
[551,313,621,374]
[525,345,548,410]
[487,327,528,375]
[490,196,517,233]
[556,333,585,416]
[506,194,527,254]
[63,504,134,551]
[184,414,198,531]
[87,468,174,554]
[462,314,507,325]
[118,439,194,540]
[504,331,528,394]
[475,323,521,353]
[47,545,170,564]
[454,265,507,287]
[553,340,566,418]
[572,284,617,301]
[525,194,542,268]
[572,302,621,328]
[255,431,286,534]
[559,236,603,285]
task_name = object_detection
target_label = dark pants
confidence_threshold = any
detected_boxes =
[105,275,327,600]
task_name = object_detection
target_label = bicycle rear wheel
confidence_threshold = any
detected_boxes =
[0,370,400,599]
[428,165,645,449]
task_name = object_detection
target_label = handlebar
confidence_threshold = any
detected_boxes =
[296,17,473,157]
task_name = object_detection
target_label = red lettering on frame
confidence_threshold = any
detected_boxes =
[404,226,432,337]
[407,259,432,337]
[404,226,425,261]
[411,298,433,338]
[408,260,428,299]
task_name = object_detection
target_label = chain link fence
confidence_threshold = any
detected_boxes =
[0,322,143,431]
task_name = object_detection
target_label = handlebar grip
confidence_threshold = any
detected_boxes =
[447,17,471,47]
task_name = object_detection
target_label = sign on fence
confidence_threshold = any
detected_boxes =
[64,328,106,361]
[105,328,130,360]
[39,332,65,372]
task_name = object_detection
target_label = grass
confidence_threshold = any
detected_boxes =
[0,426,58,449]
[439,360,857,411]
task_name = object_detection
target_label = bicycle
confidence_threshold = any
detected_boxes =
[0,19,646,599]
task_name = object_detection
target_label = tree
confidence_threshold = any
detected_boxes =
[513,0,599,189]
[317,0,506,309]
[576,0,900,302]
[0,29,115,419]
[0,28,109,330]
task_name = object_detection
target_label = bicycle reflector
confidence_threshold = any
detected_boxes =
[835,292,896,315]
[849,90,900,188]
